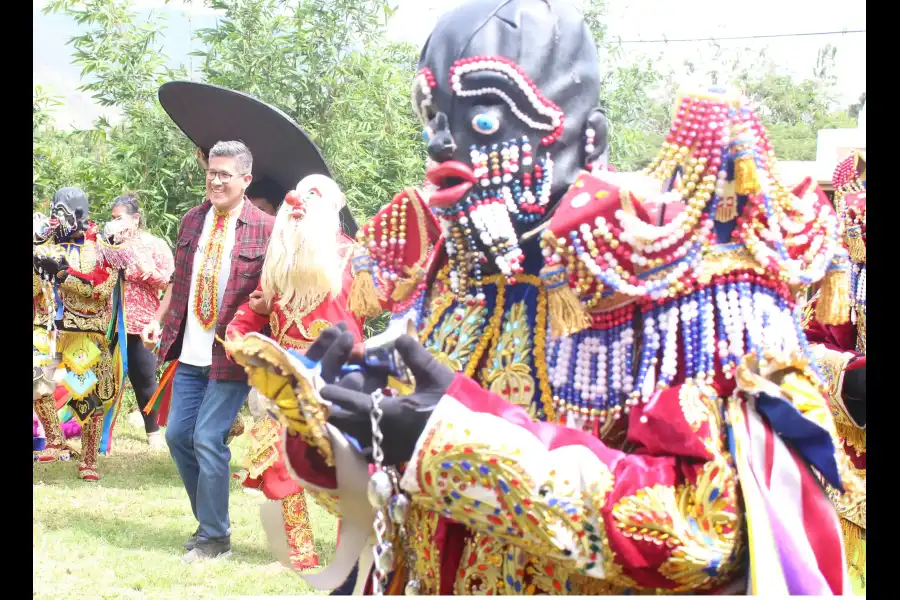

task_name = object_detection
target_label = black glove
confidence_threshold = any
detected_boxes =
[320,335,454,466]
[841,362,865,427]
[305,321,389,393]
[33,255,68,281]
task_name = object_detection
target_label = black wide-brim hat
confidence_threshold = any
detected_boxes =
[158,80,358,236]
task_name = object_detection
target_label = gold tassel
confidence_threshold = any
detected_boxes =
[841,518,866,583]
[347,250,383,318]
[845,225,866,264]
[836,419,866,455]
[348,270,382,318]
[390,266,425,302]
[540,264,588,337]
[734,155,761,196]
[715,198,737,223]
[816,268,850,325]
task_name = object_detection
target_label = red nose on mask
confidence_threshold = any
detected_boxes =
[284,190,307,219]
[285,191,303,208]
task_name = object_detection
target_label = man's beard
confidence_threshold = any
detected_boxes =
[432,137,553,298]
[261,206,346,314]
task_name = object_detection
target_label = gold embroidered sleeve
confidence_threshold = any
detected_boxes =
[60,273,94,297]
[808,343,856,426]
[92,268,118,303]
[399,379,743,592]
[60,268,117,302]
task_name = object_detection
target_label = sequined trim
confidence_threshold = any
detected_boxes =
[282,492,320,570]
[611,456,741,591]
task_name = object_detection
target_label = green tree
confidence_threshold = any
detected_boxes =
[36,0,423,239]
[42,0,203,244]
[582,1,674,170]
[191,0,423,221]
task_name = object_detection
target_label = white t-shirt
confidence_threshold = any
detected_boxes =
[179,202,241,367]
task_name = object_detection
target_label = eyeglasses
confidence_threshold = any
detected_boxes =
[205,170,246,184]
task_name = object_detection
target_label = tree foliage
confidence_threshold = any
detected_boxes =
[34,0,422,244]
[34,0,863,248]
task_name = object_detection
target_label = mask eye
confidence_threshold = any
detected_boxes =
[472,113,499,135]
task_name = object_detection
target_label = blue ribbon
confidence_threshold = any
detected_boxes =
[100,272,129,454]
[754,391,843,492]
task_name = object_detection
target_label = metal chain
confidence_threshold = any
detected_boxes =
[368,388,390,596]
[388,467,419,595]
[371,389,385,466]
[368,389,418,595]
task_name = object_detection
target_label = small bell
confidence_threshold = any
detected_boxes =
[388,493,411,524]
[367,470,393,509]
[405,579,422,595]
[375,541,394,571]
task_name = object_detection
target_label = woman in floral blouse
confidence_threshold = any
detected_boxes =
[109,195,175,450]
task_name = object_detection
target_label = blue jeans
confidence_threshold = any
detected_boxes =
[165,363,249,541]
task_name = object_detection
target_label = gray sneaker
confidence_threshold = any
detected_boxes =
[182,538,232,563]
[183,528,201,551]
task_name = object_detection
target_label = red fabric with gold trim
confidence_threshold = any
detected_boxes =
[843,190,866,242]
[64,229,114,289]
[779,177,837,261]
[544,172,665,299]
[241,420,305,500]
[421,375,740,591]
[805,296,857,352]
[547,171,652,242]
[227,242,365,349]
[356,188,442,312]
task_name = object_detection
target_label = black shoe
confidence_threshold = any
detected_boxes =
[183,528,201,551]
[183,537,232,563]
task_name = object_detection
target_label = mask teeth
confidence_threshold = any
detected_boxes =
[470,137,551,226]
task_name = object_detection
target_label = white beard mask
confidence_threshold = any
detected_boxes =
[261,175,349,313]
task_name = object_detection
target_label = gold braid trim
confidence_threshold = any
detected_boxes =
[841,517,866,584]
[836,419,866,457]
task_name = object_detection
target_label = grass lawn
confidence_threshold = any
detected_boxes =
[33,408,338,598]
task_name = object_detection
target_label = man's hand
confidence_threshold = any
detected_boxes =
[248,289,273,316]
[142,319,162,352]
[320,335,453,466]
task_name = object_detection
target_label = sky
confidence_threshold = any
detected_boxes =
[33,0,866,129]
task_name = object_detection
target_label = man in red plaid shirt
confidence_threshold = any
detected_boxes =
[141,140,274,562]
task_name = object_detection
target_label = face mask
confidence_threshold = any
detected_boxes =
[103,216,137,244]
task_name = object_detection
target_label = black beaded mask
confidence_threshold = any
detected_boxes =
[50,187,90,241]
[413,0,609,297]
